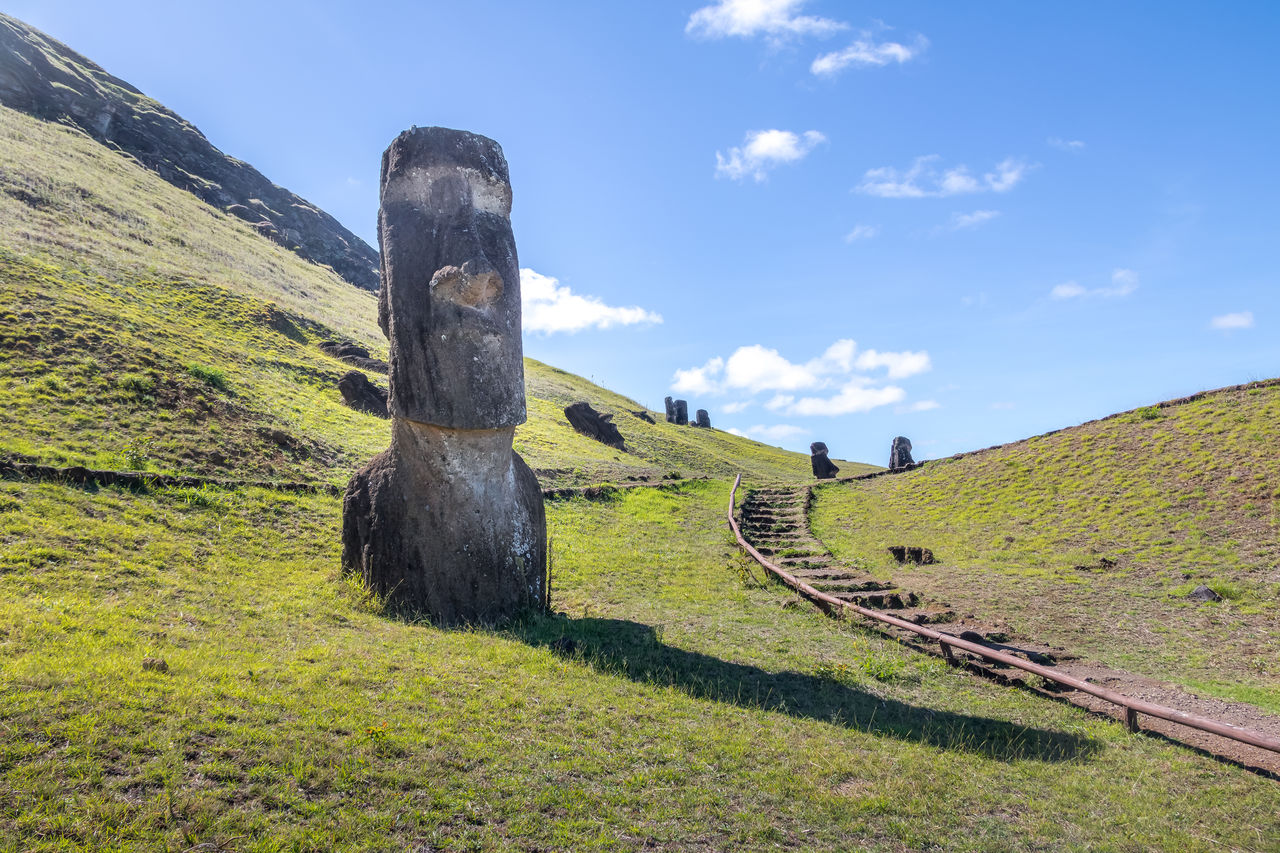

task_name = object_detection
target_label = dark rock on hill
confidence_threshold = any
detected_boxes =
[564,402,626,450]
[319,340,388,374]
[889,436,915,471]
[0,13,380,291]
[810,441,839,479]
[337,370,389,418]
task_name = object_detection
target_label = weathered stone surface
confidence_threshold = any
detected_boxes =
[694,409,711,428]
[320,340,389,374]
[673,399,689,426]
[631,409,656,424]
[342,422,545,623]
[337,370,388,418]
[664,396,676,423]
[377,127,524,429]
[564,402,625,450]
[810,441,839,479]
[1186,584,1222,603]
[343,127,546,623]
[890,436,915,471]
[0,14,380,290]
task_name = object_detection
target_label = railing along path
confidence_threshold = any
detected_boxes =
[728,474,1280,757]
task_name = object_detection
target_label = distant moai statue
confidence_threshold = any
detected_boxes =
[889,436,915,471]
[694,409,711,428]
[342,127,546,624]
[673,399,689,426]
[663,396,676,423]
[810,441,840,479]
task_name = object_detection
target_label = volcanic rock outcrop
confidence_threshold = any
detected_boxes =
[337,370,388,418]
[342,127,546,623]
[810,441,839,479]
[890,436,915,471]
[0,13,380,290]
[564,402,626,450]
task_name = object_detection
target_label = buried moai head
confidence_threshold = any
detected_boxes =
[890,435,914,470]
[377,127,525,429]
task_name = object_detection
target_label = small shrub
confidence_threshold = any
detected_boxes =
[1136,406,1161,421]
[117,372,155,396]
[120,437,154,470]
[186,362,228,390]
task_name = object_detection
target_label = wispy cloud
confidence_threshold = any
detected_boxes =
[721,400,753,414]
[727,423,808,442]
[946,209,1000,231]
[858,155,1031,198]
[1210,311,1254,330]
[811,33,927,75]
[1048,137,1085,151]
[716,129,826,181]
[844,224,880,242]
[686,0,845,42]
[521,269,662,334]
[896,399,940,414]
[673,338,929,417]
[1049,268,1139,300]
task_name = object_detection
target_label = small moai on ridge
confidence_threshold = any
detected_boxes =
[694,409,711,429]
[342,127,546,624]
[673,399,689,426]
[664,396,676,423]
[810,441,840,479]
[889,436,915,471]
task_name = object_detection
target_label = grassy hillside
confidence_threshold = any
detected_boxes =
[3,478,1279,850]
[812,383,1280,710]
[0,104,871,487]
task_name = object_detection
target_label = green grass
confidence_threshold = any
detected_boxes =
[812,384,1280,710]
[3,479,1278,851]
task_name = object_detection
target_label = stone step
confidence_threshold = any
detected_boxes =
[830,590,918,609]
[810,577,896,593]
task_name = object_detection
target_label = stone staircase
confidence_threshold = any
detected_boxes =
[738,486,955,625]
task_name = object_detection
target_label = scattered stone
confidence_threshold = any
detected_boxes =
[887,546,935,565]
[889,436,915,471]
[694,409,711,428]
[337,370,389,418]
[673,399,689,426]
[141,657,169,673]
[810,442,840,479]
[342,127,546,624]
[959,630,987,644]
[664,396,676,423]
[631,409,655,424]
[1186,584,1222,602]
[564,402,625,450]
[319,340,389,374]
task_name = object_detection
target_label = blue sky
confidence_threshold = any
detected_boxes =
[12,0,1280,464]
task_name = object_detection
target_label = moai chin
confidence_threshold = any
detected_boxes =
[343,127,546,624]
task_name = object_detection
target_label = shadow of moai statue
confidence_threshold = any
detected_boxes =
[810,441,840,479]
[342,127,546,624]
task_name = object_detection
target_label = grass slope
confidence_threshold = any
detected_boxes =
[3,478,1279,850]
[0,104,871,487]
[812,384,1280,710]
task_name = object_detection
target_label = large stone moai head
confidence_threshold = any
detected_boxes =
[377,127,525,429]
[889,436,915,470]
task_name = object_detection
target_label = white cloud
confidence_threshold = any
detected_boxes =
[948,209,1000,231]
[854,348,931,379]
[844,224,880,243]
[686,0,846,41]
[671,356,725,395]
[1049,268,1139,300]
[764,394,794,411]
[716,129,826,182]
[520,269,663,334]
[791,381,906,416]
[735,423,808,442]
[1048,137,1085,151]
[723,344,823,391]
[858,155,1031,198]
[721,400,753,414]
[1210,311,1254,330]
[896,399,940,414]
[811,34,927,75]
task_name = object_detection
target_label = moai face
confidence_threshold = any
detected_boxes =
[378,127,526,429]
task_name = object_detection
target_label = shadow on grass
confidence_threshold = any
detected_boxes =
[517,615,1098,763]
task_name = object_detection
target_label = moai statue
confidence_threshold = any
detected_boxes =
[810,441,839,479]
[673,399,689,426]
[342,127,546,624]
[889,436,915,471]
[663,396,676,423]
[694,409,711,428]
